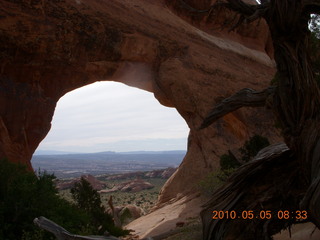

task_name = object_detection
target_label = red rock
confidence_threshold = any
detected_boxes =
[0,0,278,236]
[101,179,154,193]
[56,174,106,191]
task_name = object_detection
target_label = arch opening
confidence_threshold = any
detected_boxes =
[32,81,189,176]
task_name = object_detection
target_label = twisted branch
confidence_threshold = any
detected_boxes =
[34,217,119,240]
[200,86,275,129]
[302,0,320,14]
[201,143,308,240]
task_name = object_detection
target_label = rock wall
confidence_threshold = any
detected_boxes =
[0,0,276,209]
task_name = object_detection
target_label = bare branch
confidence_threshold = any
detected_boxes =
[108,196,122,228]
[302,0,320,14]
[200,86,275,129]
[34,216,119,240]
[176,0,269,27]
[221,0,270,24]
[201,143,304,240]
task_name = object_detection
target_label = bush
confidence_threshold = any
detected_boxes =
[0,159,92,239]
[198,168,236,196]
[0,159,128,239]
[70,177,129,236]
[239,135,270,162]
[220,152,241,171]
[199,135,270,196]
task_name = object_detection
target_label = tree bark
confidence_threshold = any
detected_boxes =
[267,0,320,229]
[34,216,119,240]
[201,0,320,239]
[201,143,306,240]
[200,86,275,129]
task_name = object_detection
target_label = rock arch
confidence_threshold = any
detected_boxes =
[0,0,275,208]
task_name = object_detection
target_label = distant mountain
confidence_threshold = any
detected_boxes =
[34,150,80,155]
[118,150,187,155]
[31,150,186,178]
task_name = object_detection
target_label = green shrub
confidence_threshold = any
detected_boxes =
[220,152,241,170]
[0,159,128,239]
[71,177,129,236]
[199,135,270,196]
[239,135,270,162]
[197,168,236,196]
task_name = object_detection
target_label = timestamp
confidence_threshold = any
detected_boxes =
[212,210,308,220]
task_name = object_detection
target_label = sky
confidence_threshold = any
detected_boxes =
[36,81,189,153]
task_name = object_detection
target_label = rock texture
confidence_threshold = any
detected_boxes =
[56,174,106,190]
[145,167,176,179]
[100,178,154,193]
[105,167,177,180]
[0,0,277,237]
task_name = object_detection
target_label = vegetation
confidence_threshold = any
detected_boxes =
[197,168,236,196]
[70,177,129,236]
[60,177,166,214]
[0,159,128,239]
[200,1,320,239]
[163,219,202,240]
[219,151,240,171]
[198,135,270,196]
[239,135,270,162]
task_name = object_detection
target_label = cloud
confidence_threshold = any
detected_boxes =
[37,81,189,152]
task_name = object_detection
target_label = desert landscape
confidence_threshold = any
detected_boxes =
[1,0,320,239]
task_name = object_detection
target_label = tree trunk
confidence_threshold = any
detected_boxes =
[201,0,320,239]
[267,0,320,228]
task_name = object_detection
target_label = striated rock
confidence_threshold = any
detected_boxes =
[165,0,273,58]
[144,167,177,179]
[160,168,176,179]
[100,178,154,193]
[106,168,176,180]
[119,204,145,225]
[107,204,145,226]
[56,174,106,191]
[0,0,278,237]
[125,192,205,238]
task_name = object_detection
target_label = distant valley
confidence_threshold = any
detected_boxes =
[32,150,186,178]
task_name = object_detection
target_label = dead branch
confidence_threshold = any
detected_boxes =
[176,0,269,28]
[108,196,122,228]
[207,0,270,30]
[200,86,275,129]
[201,143,308,240]
[302,0,320,14]
[34,216,119,240]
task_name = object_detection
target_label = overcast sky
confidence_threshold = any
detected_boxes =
[36,81,189,153]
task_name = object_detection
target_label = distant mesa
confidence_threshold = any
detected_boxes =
[106,167,177,180]
[100,178,154,193]
[34,150,80,155]
[55,168,176,193]
[56,174,106,191]
[145,167,176,178]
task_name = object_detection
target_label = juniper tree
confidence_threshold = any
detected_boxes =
[199,1,320,239]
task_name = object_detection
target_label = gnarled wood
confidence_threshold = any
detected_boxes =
[200,0,320,239]
[200,86,275,129]
[201,143,307,240]
[34,216,119,240]
[108,196,122,228]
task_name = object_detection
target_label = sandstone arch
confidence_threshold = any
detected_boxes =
[37,80,188,154]
[0,0,276,233]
